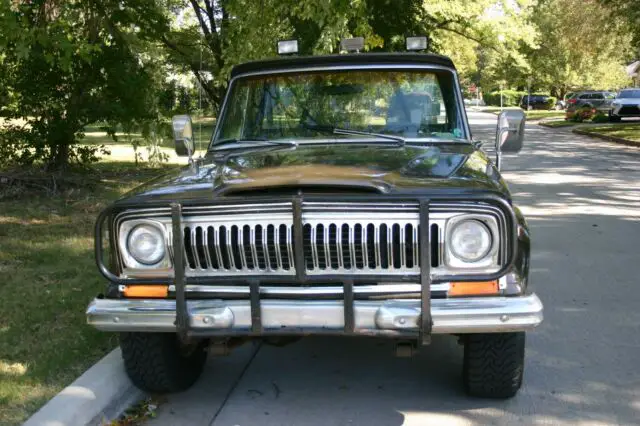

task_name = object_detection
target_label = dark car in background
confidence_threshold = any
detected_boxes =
[519,95,551,110]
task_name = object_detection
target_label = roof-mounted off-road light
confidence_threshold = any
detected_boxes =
[340,37,364,53]
[406,36,428,51]
[277,39,299,55]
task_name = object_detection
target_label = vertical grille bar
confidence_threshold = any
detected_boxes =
[292,197,304,279]
[310,225,318,269]
[387,225,393,270]
[191,228,201,269]
[323,225,330,269]
[274,225,282,269]
[249,226,259,270]
[238,226,247,269]
[202,227,213,270]
[214,227,224,269]
[262,226,270,270]
[419,200,432,345]
[226,226,236,270]
[374,225,381,267]
[400,224,406,267]
[348,225,356,269]
[362,224,368,269]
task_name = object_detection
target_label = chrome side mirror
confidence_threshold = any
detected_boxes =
[495,110,525,170]
[172,115,195,159]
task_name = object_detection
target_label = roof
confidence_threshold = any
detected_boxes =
[230,53,456,78]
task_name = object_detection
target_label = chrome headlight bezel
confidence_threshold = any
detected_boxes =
[444,214,500,271]
[118,219,172,273]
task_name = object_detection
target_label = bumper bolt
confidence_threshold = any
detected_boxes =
[202,316,212,325]
[500,314,509,322]
[113,316,120,323]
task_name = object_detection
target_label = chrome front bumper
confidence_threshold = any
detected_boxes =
[87,294,543,336]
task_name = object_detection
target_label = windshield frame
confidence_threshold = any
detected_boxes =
[209,63,470,149]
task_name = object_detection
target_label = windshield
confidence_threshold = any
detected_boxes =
[618,90,640,99]
[214,69,465,145]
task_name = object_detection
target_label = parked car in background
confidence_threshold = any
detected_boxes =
[609,88,640,122]
[565,91,616,114]
[555,92,576,110]
[519,95,552,110]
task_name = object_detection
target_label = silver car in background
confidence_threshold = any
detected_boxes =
[610,88,640,122]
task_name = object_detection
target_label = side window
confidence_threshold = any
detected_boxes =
[592,93,604,100]
[579,94,590,100]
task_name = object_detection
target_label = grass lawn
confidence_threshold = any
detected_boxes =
[538,119,575,128]
[0,162,176,425]
[479,107,565,121]
[83,117,216,150]
[578,123,640,142]
[525,110,565,120]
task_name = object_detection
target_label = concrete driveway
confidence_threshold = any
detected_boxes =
[148,112,640,426]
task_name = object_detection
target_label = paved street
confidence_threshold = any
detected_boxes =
[148,112,640,426]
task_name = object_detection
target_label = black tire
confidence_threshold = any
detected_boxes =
[609,112,621,122]
[120,332,208,393]
[463,332,525,399]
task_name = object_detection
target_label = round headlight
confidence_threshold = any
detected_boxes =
[127,224,166,265]
[448,220,492,262]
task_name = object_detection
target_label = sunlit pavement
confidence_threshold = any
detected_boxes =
[148,112,640,426]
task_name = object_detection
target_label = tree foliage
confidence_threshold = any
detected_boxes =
[0,0,168,169]
[526,0,633,97]
[161,0,538,111]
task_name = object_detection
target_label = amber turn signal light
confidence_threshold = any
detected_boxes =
[449,280,499,297]
[122,285,168,298]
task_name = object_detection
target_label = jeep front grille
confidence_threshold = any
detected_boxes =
[115,201,507,278]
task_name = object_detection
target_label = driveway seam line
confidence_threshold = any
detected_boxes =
[207,341,263,426]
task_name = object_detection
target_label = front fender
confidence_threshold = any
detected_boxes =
[508,205,530,294]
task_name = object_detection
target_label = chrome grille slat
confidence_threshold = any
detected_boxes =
[203,227,213,270]
[362,225,368,269]
[310,226,319,269]
[262,226,270,270]
[214,227,224,270]
[336,225,343,269]
[274,225,283,269]
[225,227,236,270]
[249,227,258,270]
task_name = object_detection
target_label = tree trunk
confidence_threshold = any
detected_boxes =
[50,142,70,170]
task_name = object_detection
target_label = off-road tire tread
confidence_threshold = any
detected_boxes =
[463,332,525,399]
[120,333,208,393]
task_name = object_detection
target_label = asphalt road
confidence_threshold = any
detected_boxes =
[148,112,640,426]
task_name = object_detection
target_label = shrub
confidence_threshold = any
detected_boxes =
[591,112,609,123]
[484,90,528,107]
[546,96,558,109]
[569,106,596,122]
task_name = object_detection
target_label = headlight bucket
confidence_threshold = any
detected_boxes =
[127,224,166,265]
[118,220,172,272]
[444,214,500,271]
[448,219,492,262]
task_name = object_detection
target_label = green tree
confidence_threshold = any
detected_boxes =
[600,0,640,51]
[0,0,168,169]
[527,0,633,97]
[161,0,538,111]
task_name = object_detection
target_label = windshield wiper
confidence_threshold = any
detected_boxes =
[332,128,406,145]
[301,122,406,145]
[210,138,298,151]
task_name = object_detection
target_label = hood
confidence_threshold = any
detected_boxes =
[118,143,510,204]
